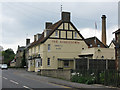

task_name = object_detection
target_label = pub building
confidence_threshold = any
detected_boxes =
[27,12,115,72]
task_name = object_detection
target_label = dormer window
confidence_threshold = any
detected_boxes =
[55,31,58,37]
[90,44,92,47]
[98,44,100,47]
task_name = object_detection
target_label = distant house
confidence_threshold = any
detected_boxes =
[24,39,31,67]
[15,45,25,67]
[79,37,115,60]
[109,39,116,49]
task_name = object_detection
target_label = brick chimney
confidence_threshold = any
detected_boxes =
[45,22,52,29]
[26,39,30,46]
[34,35,37,41]
[44,22,52,37]
[61,12,70,22]
[101,15,107,45]
[36,33,42,41]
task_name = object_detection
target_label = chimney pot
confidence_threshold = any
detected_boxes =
[102,15,106,18]
[26,39,30,46]
[61,12,70,22]
[45,22,52,29]
[36,33,42,41]
[34,35,37,41]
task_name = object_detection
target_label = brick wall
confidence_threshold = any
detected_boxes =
[37,69,71,80]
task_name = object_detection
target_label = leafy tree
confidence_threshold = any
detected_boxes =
[2,48,15,66]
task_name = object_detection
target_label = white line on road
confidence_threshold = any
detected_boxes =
[23,86,33,90]
[10,80,19,85]
[3,77,8,80]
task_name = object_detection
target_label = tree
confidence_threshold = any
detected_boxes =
[2,48,15,66]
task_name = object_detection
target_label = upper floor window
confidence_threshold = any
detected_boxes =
[48,44,50,52]
[55,31,58,37]
[98,45,100,47]
[75,32,77,38]
[90,44,92,47]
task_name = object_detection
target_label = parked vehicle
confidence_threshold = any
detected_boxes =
[1,64,8,70]
[0,64,2,68]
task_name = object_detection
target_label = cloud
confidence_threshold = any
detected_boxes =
[80,25,118,45]
[1,2,118,53]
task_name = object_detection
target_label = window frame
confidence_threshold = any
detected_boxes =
[55,31,58,37]
[74,32,77,38]
[48,44,50,52]
[64,61,69,67]
[47,58,50,66]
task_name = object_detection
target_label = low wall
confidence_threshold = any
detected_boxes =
[37,69,71,80]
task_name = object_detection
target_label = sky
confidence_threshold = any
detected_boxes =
[0,0,119,53]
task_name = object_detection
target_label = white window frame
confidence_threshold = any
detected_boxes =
[35,59,40,68]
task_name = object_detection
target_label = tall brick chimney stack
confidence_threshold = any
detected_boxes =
[61,12,70,22]
[26,39,30,46]
[101,15,107,45]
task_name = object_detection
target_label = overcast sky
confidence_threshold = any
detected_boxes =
[0,0,119,52]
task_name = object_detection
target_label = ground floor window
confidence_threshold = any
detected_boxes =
[47,58,50,66]
[64,61,69,67]
[38,62,40,67]
[38,59,42,67]
[41,59,42,66]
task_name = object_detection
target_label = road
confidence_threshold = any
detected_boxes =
[1,69,119,90]
[1,69,72,89]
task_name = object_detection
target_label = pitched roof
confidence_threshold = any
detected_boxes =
[29,20,62,48]
[29,19,87,48]
[113,28,120,34]
[85,37,108,48]
[17,46,25,52]
[108,40,116,47]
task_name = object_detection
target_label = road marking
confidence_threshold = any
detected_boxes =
[3,77,8,80]
[10,80,19,85]
[23,86,33,90]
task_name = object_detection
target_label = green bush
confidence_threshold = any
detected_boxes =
[71,74,96,84]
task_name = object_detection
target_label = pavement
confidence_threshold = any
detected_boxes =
[1,68,120,90]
